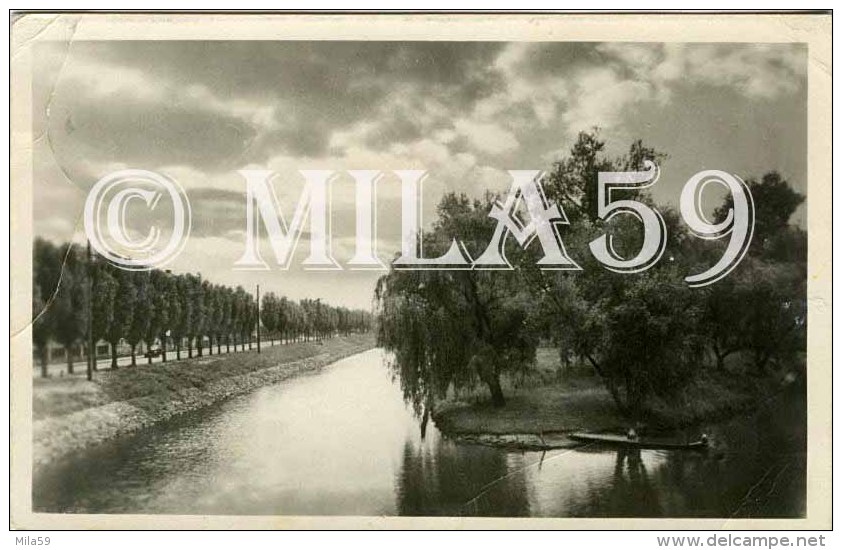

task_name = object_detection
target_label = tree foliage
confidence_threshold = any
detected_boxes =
[376,129,807,421]
[376,193,539,409]
[31,240,372,376]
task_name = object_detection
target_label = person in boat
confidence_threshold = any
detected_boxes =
[700,433,709,445]
[626,428,639,441]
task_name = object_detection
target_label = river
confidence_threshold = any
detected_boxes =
[33,349,806,517]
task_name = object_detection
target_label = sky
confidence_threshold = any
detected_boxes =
[32,41,807,309]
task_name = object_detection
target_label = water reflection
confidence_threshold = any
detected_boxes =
[397,433,531,516]
[34,349,805,517]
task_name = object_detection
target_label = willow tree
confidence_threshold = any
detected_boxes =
[376,193,538,410]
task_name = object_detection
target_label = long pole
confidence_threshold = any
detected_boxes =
[256,284,261,353]
[86,240,94,381]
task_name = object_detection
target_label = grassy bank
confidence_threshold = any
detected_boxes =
[34,334,373,420]
[432,349,624,442]
[432,348,802,447]
[33,334,374,468]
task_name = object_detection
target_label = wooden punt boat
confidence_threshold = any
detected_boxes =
[569,432,708,451]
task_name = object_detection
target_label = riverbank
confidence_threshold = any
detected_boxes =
[432,349,802,450]
[33,334,375,470]
[432,374,623,450]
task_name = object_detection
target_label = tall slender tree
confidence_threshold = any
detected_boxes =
[145,270,168,364]
[199,280,219,357]
[261,292,278,345]
[90,262,117,371]
[220,287,232,353]
[52,244,88,374]
[230,287,244,351]
[166,273,184,360]
[275,296,288,344]
[126,271,152,366]
[216,286,230,353]
[32,282,52,377]
[32,239,62,377]
[171,275,192,360]
[185,274,204,358]
[106,268,137,370]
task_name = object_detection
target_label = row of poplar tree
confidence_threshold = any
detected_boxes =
[32,239,373,377]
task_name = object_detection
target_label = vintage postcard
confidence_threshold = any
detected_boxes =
[9,12,832,529]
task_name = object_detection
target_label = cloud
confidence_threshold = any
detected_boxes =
[454,119,519,154]
[329,91,453,154]
[495,42,603,80]
[487,42,806,144]
[39,40,806,188]
[40,41,506,172]
[471,44,570,130]
[598,42,807,101]
[680,44,806,100]
[49,90,259,172]
[561,67,653,136]
[32,40,808,307]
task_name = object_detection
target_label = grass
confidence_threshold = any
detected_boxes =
[434,348,625,435]
[33,334,374,420]
[32,376,109,419]
[435,384,623,435]
[433,348,804,436]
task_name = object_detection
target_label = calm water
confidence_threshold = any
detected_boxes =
[34,349,806,517]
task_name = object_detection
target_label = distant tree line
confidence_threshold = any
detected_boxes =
[376,130,807,418]
[31,244,373,377]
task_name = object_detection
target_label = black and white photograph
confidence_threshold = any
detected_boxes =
[8,12,832,530]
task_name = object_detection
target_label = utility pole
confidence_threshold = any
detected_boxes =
[86,240,95,381]
[256,284,261,353]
